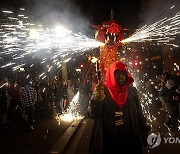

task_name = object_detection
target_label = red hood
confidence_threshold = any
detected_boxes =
[104,61,134,108]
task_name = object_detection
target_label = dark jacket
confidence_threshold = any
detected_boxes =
[88,85,150,154]
[159,86,176,103]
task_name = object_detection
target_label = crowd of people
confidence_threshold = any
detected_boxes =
[0,74,93,131]
[0,77,63,129]
[0,66,179,137]
[0,78,39,130]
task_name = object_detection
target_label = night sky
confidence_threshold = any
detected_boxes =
[0,0,142,30]
[0,0,179,35]
[74,0,142,26]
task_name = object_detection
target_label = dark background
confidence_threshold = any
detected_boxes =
[1,0,179,35]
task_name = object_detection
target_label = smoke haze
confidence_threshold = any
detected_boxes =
[24,0,93,36]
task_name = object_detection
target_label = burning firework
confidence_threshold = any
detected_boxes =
[57,91,84,122]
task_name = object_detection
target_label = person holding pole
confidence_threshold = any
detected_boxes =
[88,61,150,154]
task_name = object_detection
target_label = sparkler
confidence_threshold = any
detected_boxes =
[121,12,180,46]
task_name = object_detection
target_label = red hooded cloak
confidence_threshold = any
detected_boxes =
[104,61,134,108]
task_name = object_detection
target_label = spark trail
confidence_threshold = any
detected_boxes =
[57,91,84,122]
[121,12,180,47]
[0,8,103,73]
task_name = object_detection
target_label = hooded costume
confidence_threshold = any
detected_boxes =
[88,61,150,154]
[104,61,134,108]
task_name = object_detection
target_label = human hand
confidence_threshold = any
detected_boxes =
[92,82,105,101]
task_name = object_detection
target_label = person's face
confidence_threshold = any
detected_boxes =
[114,70,127,86]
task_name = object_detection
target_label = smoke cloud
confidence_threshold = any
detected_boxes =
[24,0,93,36]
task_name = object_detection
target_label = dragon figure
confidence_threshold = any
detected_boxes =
[91,12,127,78]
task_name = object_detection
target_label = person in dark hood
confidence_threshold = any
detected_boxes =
[88,61,150,154]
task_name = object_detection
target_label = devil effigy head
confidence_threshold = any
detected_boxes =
[91,19,127,46]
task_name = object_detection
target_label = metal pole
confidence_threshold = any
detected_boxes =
[96,60,101,82]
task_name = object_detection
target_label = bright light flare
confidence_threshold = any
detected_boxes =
[81,41,104,48]
[59,114,74,122]
[29,29,39,39]
[58,91,84,122]
[54,25,71,37]
[91,57,98,63]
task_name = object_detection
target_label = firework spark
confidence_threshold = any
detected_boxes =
[0,8,104,75]
[121,12,180,46]
[0,8,105,87]
[58,91,84,122]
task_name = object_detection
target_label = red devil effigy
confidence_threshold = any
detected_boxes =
[91,11,127,79]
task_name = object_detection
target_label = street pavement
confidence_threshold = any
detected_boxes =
[0,108,72,154]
